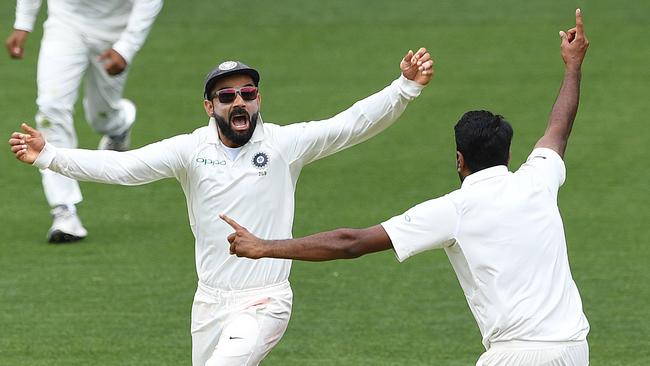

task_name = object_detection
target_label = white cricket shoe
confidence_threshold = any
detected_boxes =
[98,99,136,151]
[47,205,88,243]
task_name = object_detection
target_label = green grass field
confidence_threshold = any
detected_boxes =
[1,0,649,364]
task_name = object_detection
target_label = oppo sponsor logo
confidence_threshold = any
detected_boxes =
[196,157,226,166]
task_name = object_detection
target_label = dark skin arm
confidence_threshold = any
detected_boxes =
[221,214,393,261]
[535,8,589,158]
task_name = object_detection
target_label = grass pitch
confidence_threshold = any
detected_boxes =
[1,0,649,364]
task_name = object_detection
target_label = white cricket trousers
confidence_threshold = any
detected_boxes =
[476,340,589,366]
[36,17,134,207]
[191,280,293,366]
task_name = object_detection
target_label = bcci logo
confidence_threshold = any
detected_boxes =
[252,152,270,169]
[218,61,237,71]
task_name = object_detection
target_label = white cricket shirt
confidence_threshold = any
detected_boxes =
[13,0,162,63]
[34,75,423,290]
[382,148,589,349]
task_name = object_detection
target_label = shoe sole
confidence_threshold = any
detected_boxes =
[48,230,86,244]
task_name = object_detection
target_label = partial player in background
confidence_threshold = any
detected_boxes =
[224,10,590,366]
[5,0,162,243]
[9,49,434,365]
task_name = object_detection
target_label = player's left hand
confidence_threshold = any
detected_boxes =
[400,47,434,86]
[98,48,128,75]
[221,214,267,259]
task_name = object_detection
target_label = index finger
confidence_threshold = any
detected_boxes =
[220,214,244,230]
[575,8,584,35]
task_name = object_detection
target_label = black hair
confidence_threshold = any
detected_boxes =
[454,110,513,173]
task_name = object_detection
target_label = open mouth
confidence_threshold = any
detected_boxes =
[230,112,250,132]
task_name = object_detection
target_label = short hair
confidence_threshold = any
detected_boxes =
[454,110,513,173]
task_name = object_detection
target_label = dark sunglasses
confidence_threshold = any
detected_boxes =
[212,86,258,104]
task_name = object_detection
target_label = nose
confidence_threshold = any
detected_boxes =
[232,92,246,107]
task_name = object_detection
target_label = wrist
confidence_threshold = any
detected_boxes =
[565,64,582,74]
[260,239,273,258]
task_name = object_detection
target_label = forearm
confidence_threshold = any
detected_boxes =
[536,67,582,157]
[14,0,42,32]
[112,0,162,63]
[261,229,363,261]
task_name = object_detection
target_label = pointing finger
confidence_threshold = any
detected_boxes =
[220,214,244,231]
[575,8,584,36]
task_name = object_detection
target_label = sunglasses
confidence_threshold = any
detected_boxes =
[212,86,258,104]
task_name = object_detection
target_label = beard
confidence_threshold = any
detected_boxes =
[214,107,259,147]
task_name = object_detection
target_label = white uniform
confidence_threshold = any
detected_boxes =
[13,0,162,206]
[382,148,590,366]
[33,75,424,365]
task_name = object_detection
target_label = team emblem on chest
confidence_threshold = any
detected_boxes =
[252,151,270,169]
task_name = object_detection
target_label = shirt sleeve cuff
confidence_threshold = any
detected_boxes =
[111,41,136,65]
[33,143,57,170]
[13,18,35,32]
[395,74,424,99]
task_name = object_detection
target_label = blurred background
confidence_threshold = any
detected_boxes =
[1,0,648,364]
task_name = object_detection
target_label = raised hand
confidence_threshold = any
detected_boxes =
[8,123,46,164]
[220,214,267,259]
[559,9,589,70]
[400,47,435,86]
[98,48,128,75]
[5,30,29,59]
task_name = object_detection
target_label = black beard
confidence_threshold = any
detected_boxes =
[214,108,259,147]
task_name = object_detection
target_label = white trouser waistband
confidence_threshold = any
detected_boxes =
[197,280,290,302]
[489,340,587,351]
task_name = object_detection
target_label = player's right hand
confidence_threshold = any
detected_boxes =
[5,30,29,59]
[559,9,589,71]
[8,123,45,164]
[221,214,267,259]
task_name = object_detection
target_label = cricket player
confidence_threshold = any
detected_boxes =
[223,10,590,366]
[5,0,163,243]
[9,49,434,365]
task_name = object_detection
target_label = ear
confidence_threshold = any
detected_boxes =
[456,151,464,172]
[256,92,262,109]
[203,99,214,117]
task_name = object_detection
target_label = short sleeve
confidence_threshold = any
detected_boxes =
[517,147,566,192]
[381,196,458,262]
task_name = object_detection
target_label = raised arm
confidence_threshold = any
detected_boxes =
[220,214,393,261]
[535,9,589,158]
[281,48,434,166]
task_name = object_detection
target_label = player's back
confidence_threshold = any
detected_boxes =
[444,148,589,349]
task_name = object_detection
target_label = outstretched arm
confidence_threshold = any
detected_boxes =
[535,9,589,158]
[221,214,393,261]
[9,123,188,185]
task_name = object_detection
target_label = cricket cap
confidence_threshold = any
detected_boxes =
[204,60,260,99]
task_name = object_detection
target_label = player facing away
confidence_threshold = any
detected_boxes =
[5,0,163,243]
[223,10,590,366]
[9,49,434,365]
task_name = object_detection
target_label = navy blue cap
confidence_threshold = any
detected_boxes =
[204,60,260,99]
